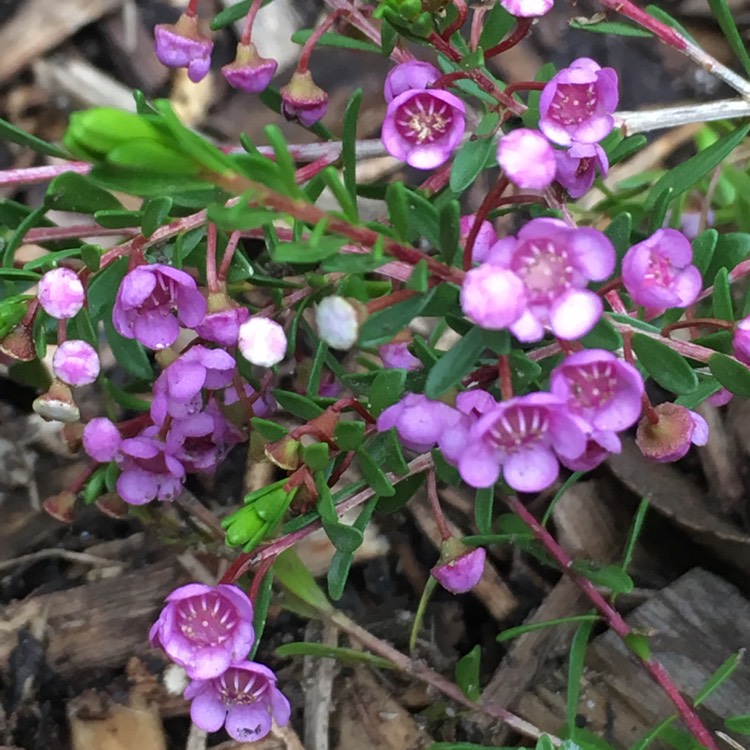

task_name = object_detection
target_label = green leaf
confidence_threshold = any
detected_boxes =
[357,447,396,496]
[712,267,733,320]
[707,0,750,77]
[425,326,488,398]
[369,368,406,417]
[100,378,150,412]
[621,499,649,573]
[478,3,514,48]
[0,268,41,281]
[381,18,398,56]
[291,29,381,54]
[674,375,722,409]
[604,212,633,260]
[342,89,362,211]
[450,138,495,195]
[646,123,750,212]
[580,316,623,351]
[272,389,325,420]
[569,17,652,37]
[725,715,750,735]
[248,566,274,659]
[709,352,750,397]
[624,633,652,661]
[45,172,123,214]
[327,497,377,600]
[0,116,69,159]
[536,736,556,750]
[695,650,743,704]
[303,443,330,472]
[251,417,288,442]
[377,472,425,514]
[497,615,600,643]
[693,229,718,280]
[455,645,482,701]
[275,642,394,670]
[567,620,595,738]
[438,200,461,264]
[631,333,698,395]
[275,549,334,614]
[141,196,173,237]
[3,205,48,268]
[360,293,430,347]
[102,317,153,380]
[572,561,634,594]
[334,420,366,451]
[386,182,410,240]
[272,235,346,264]
[475,487,494,536]
[94,209,141,228]
[608,134,647,166]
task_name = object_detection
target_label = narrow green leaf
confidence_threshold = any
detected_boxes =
[693,228,718,280]
[342,89,362,211]
[567,620,595,738]
[439,199,461,264]
[369,368,406,416]
[541,471,586,526]
[409,576,438,652]
[3,205,48,268]
[450,137,495,195]
[497,615,600,643]
[624,633,652,661]
[572,561,634,594]
[272,389,325,420]
[725,714,750,734]
[475,487,494,536]
[580,317,623,352]
[478,3,514,48]
[694,651,743,705]
[569,18,651,37]
[141,196,173,237]
[276,641,394,670]
[631,333,698,395]
[0,116,69,159]
[251,417,288,442]
[248,566,274,659]
[359,293,430,347]
[621,499,649,572]
[275,549,333,614]
[102,317,153,380]
[425,326,488,398]
[712,267,734,320]
[455,645,482,701]
[604,212,633,260]
[709,352,750,397]
[357,448,396,496]
[707,0,750,76]
[45,172,123,214]
[386,182,410,240]
[290,29,381,54]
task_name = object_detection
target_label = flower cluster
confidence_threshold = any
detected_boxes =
[150,584,290,741]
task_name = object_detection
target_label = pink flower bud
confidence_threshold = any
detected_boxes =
[379,341,422,371]
[222,43,278,93]
[459,215,496,265]
[238,317,287,367]
[53,340,101,386]
[636,403,708,463]
[431,539,486,594]
[280,70,328,127]
[460,264,527,330]
[315,296,360,350]
[154,13,213,83]
[501,0,554,16]
[38,268,85,320]
[734,316,750,365]
[83,418,121,463]
[497,129,556,190]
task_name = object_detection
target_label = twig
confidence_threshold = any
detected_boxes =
[0,548,120,573]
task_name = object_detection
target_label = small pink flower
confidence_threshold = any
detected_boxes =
[113,264,206,350]
[486,217,615,341]
[222,43,277,93]
[380,341,422,371]
[622,229,701,310]
[460,215,496,265]
[555,142,609,198]
[150,583,255,680]
[734,316,750,365]
[438,390,498,466]
[154,13,213,83]
[539,58,618,146]
[52,340,100,386]
[377,393,455,453]
[315,296,360,350]
[461,264,527,330]
[185,662,291,742]
[432,544,486,594]
[38,268,85,320]
[382,89,465,170]
[195,305,249,346]
[707,388,733,407]
[280,70,328,126]
[238,317,287,367]
[636,403,708,463]
[497,129,556,190]
[501,0,554,17]
[83,418,121,463]
[384,60,441,103]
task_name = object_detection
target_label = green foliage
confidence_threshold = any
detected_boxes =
[631,333,698,395]
[455,645,482,701]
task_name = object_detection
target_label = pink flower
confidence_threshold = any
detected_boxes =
[195,305,249,346]
[238,317,287,367]
[377,393,455,453]
[636,403,708,463]
[380,341,422,371]
[456,393,588,491]
[432,543,486,594]
[167,402,244,473]
[539,58,618,146]
[460,215,496,265]
[116,427,185,505]
[497,129,557,190]
[222,43,277,93]
[154,13,213,83]
[150,583,255,680]
[550,349,644,432]
[561,430,622,472]
[382,89,466,169]
[555,142,609,198]
[501,0,554,17]
[384,61,440,103]
[486,218,615,341]
[280,70,328,126]
[733,316,750,365]
[438,390,498,466]
[151,345,236,424]
[83,418,121,463]
[113,264,206,350]
[460,264,527,330]
[707,388,733,407]
[52,340,100,386]
[37,268,85,320]
[622,229,702,309]
[224,382,275,418]
[185,662,291,742]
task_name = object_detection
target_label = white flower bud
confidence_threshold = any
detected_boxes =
[315,296,359,350]
[238,317,287,367]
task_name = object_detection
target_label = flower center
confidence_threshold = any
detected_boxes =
[176,593,238,646]
[218,669,267,705]
[643,254,675,288]
[512,241,575,304]
[489,405,549,453]
[550,83,597,126]
[395,93,453,145]
[564,362,617,409]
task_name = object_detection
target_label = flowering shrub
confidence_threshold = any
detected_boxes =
[4,0,750,747]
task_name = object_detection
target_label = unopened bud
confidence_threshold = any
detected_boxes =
[52,340,100,386]
[635,402,709,463]
[238,316,287,367]
[33,379,80,423]
[315,296,363,350]
[154,13,214,83]
[265,435,302,471]
[280,70,328,127]
[431,538,486,594]
[38,268,85,320]
[43,491,77,523]
[0,323,36,362]
[222,43,278,93]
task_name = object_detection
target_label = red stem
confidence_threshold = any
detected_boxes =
[240,0,264,45]
[503,81,545,98]
[248,556,276,602]
[463,177,509,271]
[206,223,219,293]
[485,18,533,58]
[427,469,452,541]
[498,354,513,401]
[366,288,417,314]
[441,0,468,42]
[298,9,347,73]
[185,0,199,18]
[661,318,734,337]
[506,495,720,750]
[217,231,241,283]
[595,0,686,50]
